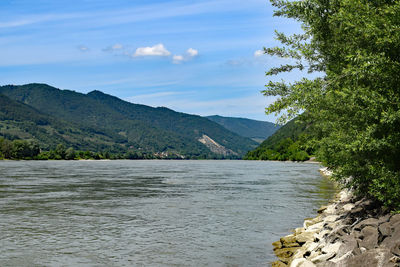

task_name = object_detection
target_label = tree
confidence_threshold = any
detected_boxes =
[264,0,400,208]
[65,147,76,160]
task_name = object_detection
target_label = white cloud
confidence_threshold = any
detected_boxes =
[133,43,171,57]
[187,48,198,57]
[254,49,264,57]
[173,55,185,64]
[78,45,89,52]
[172,48,199,64]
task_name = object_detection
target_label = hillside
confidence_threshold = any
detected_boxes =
[0,84,257,158]
[244,117,312,161]
[206,115,279,143]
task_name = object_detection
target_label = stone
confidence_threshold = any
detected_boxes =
[293,227,305,235]
[390,214,400,225]
[358,225,379,249]
[307,222,325,232]
[311,252,336,264]
[324,215,339,223]
[296,231,316,244]
[335,235,358,258]
[321,242,342,255]
[273,240,283,250]
[382,227,400,252]
[378,213,392,224]
[304,217,322,229]
[290,258,316,267]
[344,248,393,267]
[272,260,288,267]
[353,217,379,231]
[275,247,300,263]
[329,250,353,264]
[317,206,327,214]
[379,222,392,237]
[281,234,300,248]
[342,203,355,211]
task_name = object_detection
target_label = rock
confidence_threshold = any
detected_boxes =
[342,203,355,211]
[281,234,300,248]
[343,248,393,267]
[275,247,300,263]
[290,258,316,267]
[378,213,391,224]
[272,260,288,267]
[311,252,336,264]
[321,242,342,255]
[317,206,327,214]
[273,240,283,250]
[382,228,400,257]
[324,215,339,223]
[390,214,400,225]
[330,250,353,264]
[306,222,324,232]
[294,227,305,235]
[379,222,392,237]
[358,225,379,249]
[335,235,358,258]
[296,231,316,244]
[304,217,322,229]
[353,218,379,231]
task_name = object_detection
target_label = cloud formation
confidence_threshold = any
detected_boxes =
[103,43,124,52]
[254,49,264,57]
[77,45,90,52]
[133,43,171,57]
[172,48,199,64]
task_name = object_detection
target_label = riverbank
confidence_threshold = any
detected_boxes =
[272,168,400,267]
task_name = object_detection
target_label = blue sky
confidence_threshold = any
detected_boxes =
[0,0,301,122]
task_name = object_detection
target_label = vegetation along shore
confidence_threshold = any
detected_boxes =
[263,0,400,266]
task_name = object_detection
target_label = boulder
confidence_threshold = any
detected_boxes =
[273,240,283,250]
[275,247,300,263]
[358,225,379,249]
[281,234,300,248]
[335,235,358,258]
[342,203,355,211]
[343,248,394,267]
[310,252,336,264]
[382,228,400,256]
[353,218,379,231]
[296,231,316,244]
[290,258,316,267]
[379,222,392,237]
[389,214,400,225]
[272,260,288,267]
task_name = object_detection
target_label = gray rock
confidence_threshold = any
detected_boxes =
[353,218,379,231]
[358,225,378,249]
[390,214,400,225]
[343,248,394,267]
[378,213,392,224]
[311,252,336,264]
[290,258,316,267]
[379,222,392,237]
[336,235,358,258]
[382,228,400,256]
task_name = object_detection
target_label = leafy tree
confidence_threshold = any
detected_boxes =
[65,147,76,160]
[264,0,400,208]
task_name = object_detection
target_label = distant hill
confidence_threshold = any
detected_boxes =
[244,117,312,161]
[206,115,280,143]
[0,84,258,158]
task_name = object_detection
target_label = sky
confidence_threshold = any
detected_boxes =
[0,0,302,122]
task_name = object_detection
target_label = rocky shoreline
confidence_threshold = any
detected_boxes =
[272,168,400,267]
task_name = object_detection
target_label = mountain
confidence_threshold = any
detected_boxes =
[244,117,312,161]
[0,83,258,158]
[206,115,280,143]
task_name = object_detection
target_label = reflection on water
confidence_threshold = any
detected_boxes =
[0,160,335,267]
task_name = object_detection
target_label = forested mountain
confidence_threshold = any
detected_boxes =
[0,83,257,158]
[244,117,312,161]
[206,115,279,143]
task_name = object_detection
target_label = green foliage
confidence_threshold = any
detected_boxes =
[0,84,257,159]
[206,115,280,142]
[244,117,311,161]
[264,0,400,209]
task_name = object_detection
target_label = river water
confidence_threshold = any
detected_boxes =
[0,160,335,267]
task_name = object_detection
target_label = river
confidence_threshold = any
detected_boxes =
[0,160,335,266]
